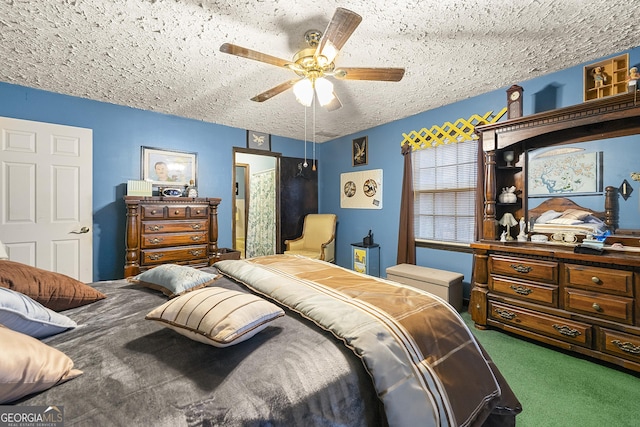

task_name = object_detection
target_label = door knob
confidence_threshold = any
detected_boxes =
[70,226,90,234]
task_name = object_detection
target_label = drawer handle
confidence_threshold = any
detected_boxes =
[191,224,202,230]
[149,238,163,244]
[612,340,640,355]
[591,276,601,284]
[195,209,203,214]
[175,210,181,215]
[592,303,602,312]
[148,225,164,232]
[510,264,532,274]
[150,209,158,215]
[191,235,203,241]
[553,324,582,338]
[495,307,516,320]
[189,250,204,257]
[148,254,164,261]
[509,285,533,295]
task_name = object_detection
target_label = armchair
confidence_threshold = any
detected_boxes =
[284,214,337,262]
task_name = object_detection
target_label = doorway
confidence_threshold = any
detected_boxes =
[233,148,280,257]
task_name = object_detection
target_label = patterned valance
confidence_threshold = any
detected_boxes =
[401,108,507,151]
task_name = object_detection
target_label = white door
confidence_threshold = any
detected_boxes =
[0,116,93,282]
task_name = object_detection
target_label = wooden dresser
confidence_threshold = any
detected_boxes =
[470,93,640,373]
[124,197,221,277]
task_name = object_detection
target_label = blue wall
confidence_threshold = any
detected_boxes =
[0,85,305,281]
[1,46,638,288]
[320,47,639,297]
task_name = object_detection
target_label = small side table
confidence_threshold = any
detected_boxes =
[351,243,380,277]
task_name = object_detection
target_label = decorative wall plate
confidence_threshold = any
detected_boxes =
[162,187,183,197]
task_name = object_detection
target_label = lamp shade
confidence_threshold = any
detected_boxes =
[498,213,518,227]
[293,78,313,107]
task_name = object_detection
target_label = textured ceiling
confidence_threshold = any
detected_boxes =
[1,0,638,142]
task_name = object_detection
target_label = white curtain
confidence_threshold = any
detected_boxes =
[245,168,276,258]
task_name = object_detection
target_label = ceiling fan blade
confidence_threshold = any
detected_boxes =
[250,79,301,102]
[324,92,342,112]
[315,8,362,64]
[333,67,405,82]
[220,43,291,68]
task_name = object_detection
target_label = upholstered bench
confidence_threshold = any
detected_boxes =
[386,264,463,312]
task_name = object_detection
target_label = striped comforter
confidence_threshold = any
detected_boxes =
[215,255,504,427]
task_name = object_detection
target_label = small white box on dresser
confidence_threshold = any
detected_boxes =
[386,264,464,312]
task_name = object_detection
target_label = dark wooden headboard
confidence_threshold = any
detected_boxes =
[528,185,617,230]
[528,197,605,220]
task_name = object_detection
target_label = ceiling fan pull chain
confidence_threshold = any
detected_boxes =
[303,105,308,167]
[312,100,317,171]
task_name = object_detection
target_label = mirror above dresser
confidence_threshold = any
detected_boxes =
[475,91,640,242]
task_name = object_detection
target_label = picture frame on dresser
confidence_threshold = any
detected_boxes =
[141,146,197,188]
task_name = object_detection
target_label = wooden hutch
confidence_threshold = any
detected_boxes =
[470,92,640,373]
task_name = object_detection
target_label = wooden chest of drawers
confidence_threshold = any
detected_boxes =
[124,196,221,277]
[471,242,640,373]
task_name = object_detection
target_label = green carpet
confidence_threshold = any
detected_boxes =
[461,312,640,427]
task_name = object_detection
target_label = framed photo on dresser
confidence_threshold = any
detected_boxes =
[141,146,197,187]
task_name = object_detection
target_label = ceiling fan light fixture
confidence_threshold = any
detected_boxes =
[293,78,314,107]
[319,42,339,64]
[314,77,335,106]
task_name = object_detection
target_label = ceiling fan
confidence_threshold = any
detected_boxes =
[220,7,405,111]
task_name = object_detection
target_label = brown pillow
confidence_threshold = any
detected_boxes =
[0,324,83,404]
[0,260,106,311]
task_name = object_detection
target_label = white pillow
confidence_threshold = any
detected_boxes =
[535,210,562,224]
[0,288,77,338]
[146,287,284,347]
[548,217,583,225]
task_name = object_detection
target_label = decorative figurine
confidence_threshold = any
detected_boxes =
[498,186,517,204]
[627,66,639,92]
[592,66,607,89]
[517,217,528,242]
[500,230,507,242]
[185,180,198,198]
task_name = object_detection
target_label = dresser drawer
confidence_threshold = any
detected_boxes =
[565,264,633,296]
[142,220,208,234]
[489,301,591,346]
[489,276,558,306]
[142,205,165,218]
[489,255,558,284]
[167,207,187,218]
[598,328,640,364]
[564,288,633,324]
[141,232,207,248]
[141,245,208,265]
[189,206,209,218]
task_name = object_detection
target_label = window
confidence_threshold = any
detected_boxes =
[412,140,477,245]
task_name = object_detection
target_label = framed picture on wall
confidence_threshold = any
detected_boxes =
[352,136,368,166]
[247,130,271,151]
[141,146,197,187]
